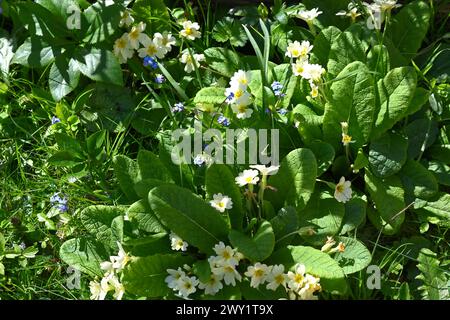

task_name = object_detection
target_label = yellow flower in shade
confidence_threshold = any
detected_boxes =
[244,263,270,288]
[342,133,354,146]
[113,33,134,64]
[119,9,134,27]
[266,264,288,291]
[286,40,313,58]
[287,263,306,291]
[210,193,233,213]
[128,22,147,49]
[138,36,166,59]
[179,20,201,40]
[334,176,352,203]
[179,52,205,73]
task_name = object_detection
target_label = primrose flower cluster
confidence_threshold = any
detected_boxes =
[114,10,205,75]
[225,70,253,119]
[114,14,176,66]
[165,242,243,298]
[244,262,321,300]
[165,241,321,300]
[287,39,325,99]
[89,242,131,300]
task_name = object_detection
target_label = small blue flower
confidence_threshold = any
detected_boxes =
[217,115,230,127]
[277,108,288,115]
[172,102,185,113]
[265,108,271,114]
[225,92,234,103]
[50,192,68,212]
[51,116,61,125]
[271,81,283,91]
[271,81,286,97]
[155,74,165,84]
[143,56,158,69]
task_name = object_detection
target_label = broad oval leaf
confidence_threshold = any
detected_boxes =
[400,160,438,200]
[59,238,109,277]
[307,141,335,176]
[148,185,229,255]
[365,171,405,234]
[265,148,317,211]
[122,254,193,297]
[372,67,417,138]
[113,155,141,202]
[204,47,240,77]
[193,87,226,105]
[80,205,126,249]
[228,220,275,262]
[75,48,123,86]
[334,237,372,275]
[323,61,376,150]
[369,132,408,178]
[299,189,345,245]
[127,200,166,233]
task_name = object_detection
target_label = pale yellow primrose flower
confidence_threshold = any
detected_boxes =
[342,133,354,146]
[179,52,205,73]
[128,22,147,49]
[138,35,166,59]
[169,232,188,251]
[287,263,306,291]
[154,32,176,53]
[231,104,253,119]
[113,33,134,64]
[177,275,199,298]
[235,169,260,187]
[266,264,288,291]
[199,273,224,296]
[210,193,233,213]
[297,274,321,300]
[334,176,352,203]
[249,165,280,176]
[179,20,201,40]
[119,9,134,27]
[244,263,270,288]
[229,70,252,87]
[297,8,322,23]
[286,40,313,58]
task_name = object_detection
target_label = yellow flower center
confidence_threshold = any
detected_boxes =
[184,282,192,289]
[176,240,184,247]
[185,27,193,35]
[336,184,344,193]
[117,39,127,49]
[245,176,253,183]
[223,251,231,259]
[234,90,243,98]
[218,201,225,208]
[255,269,265,278]
[129,29,139,40]
[275,274,284,284]
[342,134,352,144]
[239,78,248,85]
[238,105,248,114]
[296,65,304,74]
[147,45,157,56]
[294,274,304,284]
[224,265,234,273]
[291,49,299,56]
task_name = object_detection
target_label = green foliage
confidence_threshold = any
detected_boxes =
[148,185,230,255]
